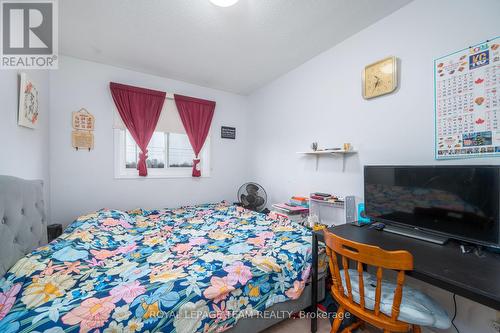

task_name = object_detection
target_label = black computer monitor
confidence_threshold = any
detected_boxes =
[364,165,500,247]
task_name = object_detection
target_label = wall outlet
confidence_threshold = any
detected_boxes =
[491,320,500,333]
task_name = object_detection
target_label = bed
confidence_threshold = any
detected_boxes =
[0,176,325,333]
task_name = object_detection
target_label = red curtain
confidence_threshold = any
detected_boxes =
[174,94,215,177]
[110,82,166,176]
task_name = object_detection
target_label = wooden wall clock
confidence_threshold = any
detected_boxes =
[362,56,398,99]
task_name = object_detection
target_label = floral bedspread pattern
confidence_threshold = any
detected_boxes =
[0,203,312,333]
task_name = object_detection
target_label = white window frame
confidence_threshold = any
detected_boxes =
[113,129,211,179]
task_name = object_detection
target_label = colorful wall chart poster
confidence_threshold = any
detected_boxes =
[435,37,500,159]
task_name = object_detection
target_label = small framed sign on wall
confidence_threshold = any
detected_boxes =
[221,126,236,139]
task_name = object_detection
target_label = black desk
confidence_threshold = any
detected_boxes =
[310,224,500,333]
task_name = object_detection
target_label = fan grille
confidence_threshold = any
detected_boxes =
[237,182,267,212]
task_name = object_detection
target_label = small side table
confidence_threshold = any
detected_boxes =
[47,224,62,242]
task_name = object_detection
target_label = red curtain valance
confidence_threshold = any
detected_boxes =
[174,94,216,177]
[110,82,166,176]
[173,94,216,107]
[109,82,166,97]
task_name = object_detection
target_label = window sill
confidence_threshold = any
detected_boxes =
[114,172,211,179]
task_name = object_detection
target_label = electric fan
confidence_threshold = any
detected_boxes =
[237,182,267,212]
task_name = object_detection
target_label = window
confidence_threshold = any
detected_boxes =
[168,133,195,168]
[113,96,211,178]
[115,129,210,178]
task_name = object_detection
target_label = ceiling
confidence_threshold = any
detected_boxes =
[60,0,412,95]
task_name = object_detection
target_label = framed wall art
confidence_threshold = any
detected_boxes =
[18,73,39,129]
[221,126,236,139]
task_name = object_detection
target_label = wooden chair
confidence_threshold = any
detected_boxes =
[323,230,421,333]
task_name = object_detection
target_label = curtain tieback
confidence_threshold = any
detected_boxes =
[192,157,201,177]
[137,149,149,176]
[139,149,148,161]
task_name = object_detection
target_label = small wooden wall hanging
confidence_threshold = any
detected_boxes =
[72,108,95,151]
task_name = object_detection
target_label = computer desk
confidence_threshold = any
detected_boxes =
[310,223,500,333]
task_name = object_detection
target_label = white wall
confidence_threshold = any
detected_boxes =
[49,56,249,226]
[0,70,50,211]
[248,0,500,331]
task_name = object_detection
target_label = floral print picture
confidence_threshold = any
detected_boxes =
[18,73,39,129]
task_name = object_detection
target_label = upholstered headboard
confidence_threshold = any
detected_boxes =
[0,176,47,277]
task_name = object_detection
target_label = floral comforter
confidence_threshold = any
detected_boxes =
[0,203,312,333]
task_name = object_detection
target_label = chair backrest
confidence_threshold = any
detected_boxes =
[323,230,413,323]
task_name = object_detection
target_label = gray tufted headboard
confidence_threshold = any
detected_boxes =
[0,176,47,277]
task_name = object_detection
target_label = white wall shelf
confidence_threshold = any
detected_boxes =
[296,150,357,171]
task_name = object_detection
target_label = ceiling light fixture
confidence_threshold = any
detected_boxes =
[209,0,239,7]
